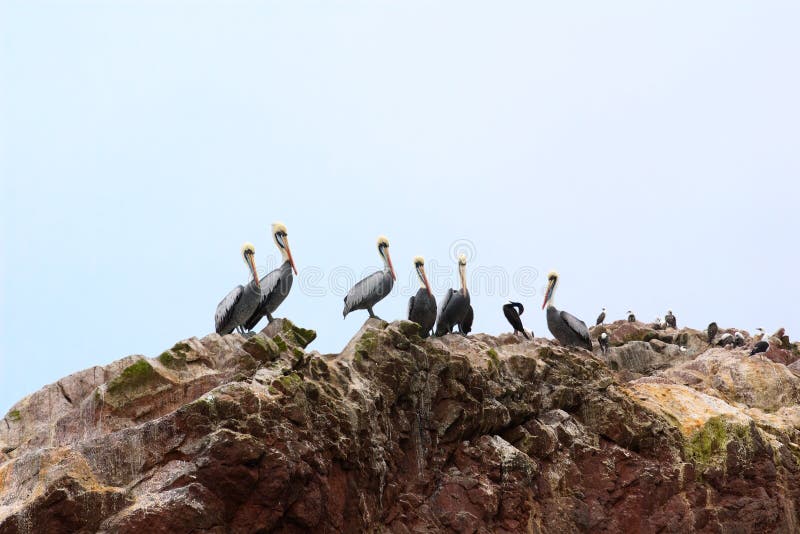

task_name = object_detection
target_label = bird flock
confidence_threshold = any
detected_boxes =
[215,226,783,359]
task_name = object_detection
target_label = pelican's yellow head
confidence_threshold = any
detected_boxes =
[240,242,259,288]
[413,256,431,295]
[458,253,467,266]
[542,270,559,309]
[377,235,395,280]
[271,222,297,275]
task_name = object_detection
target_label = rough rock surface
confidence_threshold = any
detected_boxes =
[1,319,800,533]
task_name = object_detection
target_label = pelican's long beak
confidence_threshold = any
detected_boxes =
[542,278,555,309]
[419,265,432,296]
[248,254,260,289]
[386,249,396,280]
[284,238,298,275]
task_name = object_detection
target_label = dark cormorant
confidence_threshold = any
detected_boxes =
[503,302,529,339]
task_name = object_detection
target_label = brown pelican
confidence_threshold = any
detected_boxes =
[435,254,471,336]
[598,332,609,354]
[542,271,592,350]
[627,311,636,323]
[460,305,474,336]
[707,322,718,344]
[653,317,665,330]
[503,302,529,339]
[215,243,262,335]
[595,308,606,326]
[407,256,436,337]
[665,310,676,329]
[343,236,396,319]
[243,222,298,330]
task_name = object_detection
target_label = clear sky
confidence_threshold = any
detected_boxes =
[1,2,798,415]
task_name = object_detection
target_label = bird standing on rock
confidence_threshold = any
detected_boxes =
[215,243,262,336]
[734,331,745,347]
[243,223,298,330]
[596,308,606,326]
[665,310,676,329]
[503,302,529,339]
[707,322,718,344]
[343,236,396,320]
[627,311,636,322]
[542,271,592,350]
[750,338,770,358]
[717,332,734,347]
[599,332,609,354]
[407,257,436,337]
[435,254,471,336]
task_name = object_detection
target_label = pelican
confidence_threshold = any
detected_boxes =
[653,317,664,330]
[407,256,436,337]
[243,222,298,330]
[598,332,609,355]
[343,236,396,319]
[460,305,474,336]
[627,311,636,323]
[542,271,592,350]
[215,243,262,336]
[503,302,529,339]
[707,322,718,344]
[595,308,606,326]
[665,310,676,329]
[435,254,471,336]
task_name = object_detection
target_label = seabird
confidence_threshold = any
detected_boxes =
[459,305,474,336]
[707,322,718,344]
[595,308,606,326]
[243,222,298,330]
[435,254,471,336]
[734,331,745,347]
[665,310,676,329]
[750,338,770,358]
[542,271,592,350]
[716,332,734,347]
[503,302,529,339]
[407,256,436,337]
[627,311,636,323]
[215,243,262,336]
[343,236,396,319]
[599,332,609,355]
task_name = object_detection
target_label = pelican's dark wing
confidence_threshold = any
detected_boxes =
[560,310,591,345]
[344,270,392,315]
[215,285,244,334]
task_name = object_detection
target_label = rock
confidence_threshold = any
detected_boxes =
[2,321,800,532]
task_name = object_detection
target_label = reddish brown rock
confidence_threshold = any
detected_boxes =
[1,319,799,533]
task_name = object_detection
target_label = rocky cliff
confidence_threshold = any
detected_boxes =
[1,319,800,533]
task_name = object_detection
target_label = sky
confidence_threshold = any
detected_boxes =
[1,1,799,415]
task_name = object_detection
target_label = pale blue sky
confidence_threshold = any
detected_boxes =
[1,2,798,414]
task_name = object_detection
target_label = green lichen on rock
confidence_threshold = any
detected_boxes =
[243,335,280,363]
[278,319,317,348]
[272,372,303,395]
[107,360,157,395]
[7,410,21,422]
[355,329,380,360]
[685,416,753,471]
[272,335,288,353]
[170,342,192,357]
